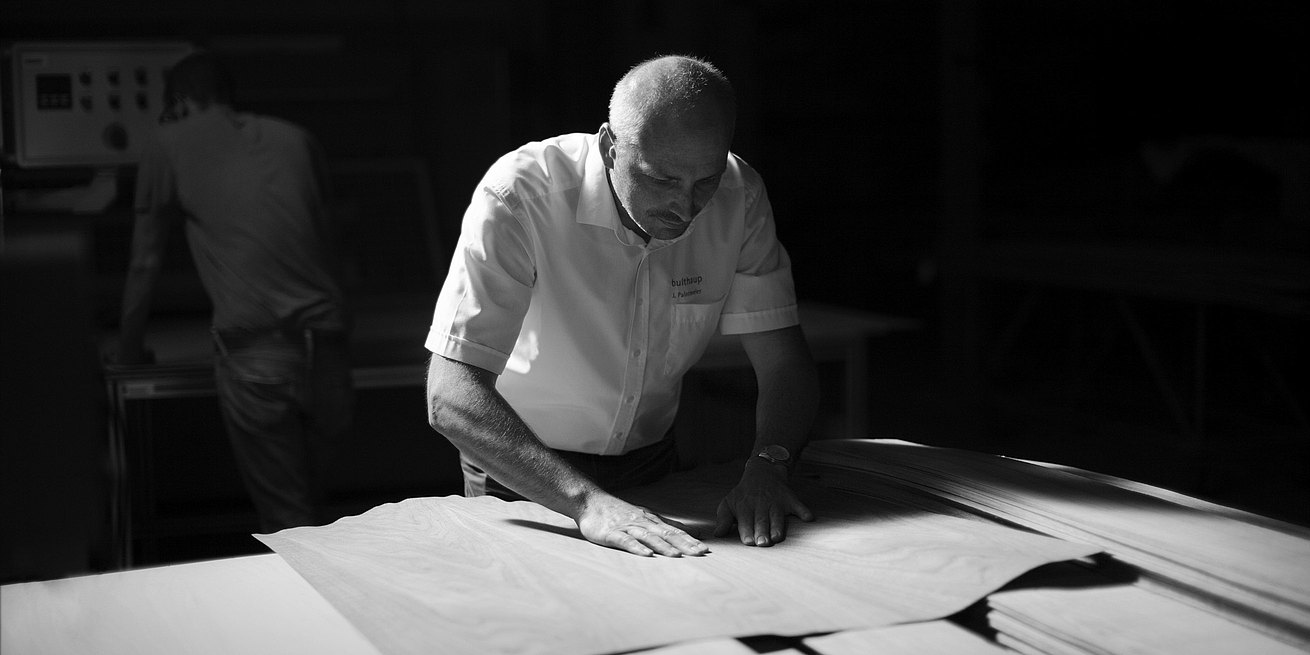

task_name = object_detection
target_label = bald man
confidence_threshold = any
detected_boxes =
[425,55,819,557]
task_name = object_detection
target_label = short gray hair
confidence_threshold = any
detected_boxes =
[608,55,736,146]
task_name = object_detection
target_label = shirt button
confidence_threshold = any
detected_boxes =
[625,395,635,403]
[633,349,642,357]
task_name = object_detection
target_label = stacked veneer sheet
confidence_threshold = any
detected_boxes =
[803,439,1310,651]
[988,585,1304,655]
[803,620,1009,654]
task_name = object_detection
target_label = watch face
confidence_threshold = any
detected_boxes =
[761,445,790,462]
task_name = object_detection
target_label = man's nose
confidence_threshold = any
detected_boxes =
[671,183,701,220]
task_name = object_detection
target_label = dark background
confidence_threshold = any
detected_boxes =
[3,1,1308,579]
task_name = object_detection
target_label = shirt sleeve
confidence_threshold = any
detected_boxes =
[126,131,185,272]
[718,177,800,335]
[132,131,180,222]
[425,183,535,374]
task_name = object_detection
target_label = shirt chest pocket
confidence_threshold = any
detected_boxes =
[665,301,722,376]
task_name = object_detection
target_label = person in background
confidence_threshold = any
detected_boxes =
[425,54,820,557]
[115,51,353,533]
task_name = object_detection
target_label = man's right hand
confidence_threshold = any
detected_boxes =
[427,357,707,558]
[576,495,709,558]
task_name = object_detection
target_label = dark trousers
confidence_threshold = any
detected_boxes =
[212,327,354,533]
[460,436,680,502]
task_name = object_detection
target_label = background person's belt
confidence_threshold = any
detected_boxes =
[211,327,346,353]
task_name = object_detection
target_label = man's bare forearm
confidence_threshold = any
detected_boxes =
[425,354,710,557]
[744,325,820,461]
[753,366,819,461]
[117,263,160,361]
[425,354,601,519]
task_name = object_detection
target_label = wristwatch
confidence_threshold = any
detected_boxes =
[753,444,792,468]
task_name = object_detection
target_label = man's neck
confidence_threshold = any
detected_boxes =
[604,168,651,244]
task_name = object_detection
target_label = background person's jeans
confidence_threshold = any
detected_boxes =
[212,328,353,533]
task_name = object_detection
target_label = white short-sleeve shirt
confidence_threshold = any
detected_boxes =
[426,132,798,455]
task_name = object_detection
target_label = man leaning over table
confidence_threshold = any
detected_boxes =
[425,54,820,557]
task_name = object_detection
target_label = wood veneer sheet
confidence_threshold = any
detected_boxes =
[803,620,1009,654]
[803,439,1310,645]
[988,585,1307,655]
[257,465,1097,655]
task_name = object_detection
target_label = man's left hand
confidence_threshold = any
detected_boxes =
[713,461,814,546]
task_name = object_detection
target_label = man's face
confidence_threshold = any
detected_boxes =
[603,116,730,241]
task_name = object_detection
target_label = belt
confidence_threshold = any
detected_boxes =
[211,327,346,354]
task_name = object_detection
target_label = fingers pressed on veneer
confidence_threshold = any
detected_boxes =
[629,526,685,558]
[652,524,709,556]
[753,512,771,547]
[770,506,787,543]
[736,508,755,546]
[613,531,655,557]
[713,501,735,537]
[664,529,709,555]
[794,498,816,523]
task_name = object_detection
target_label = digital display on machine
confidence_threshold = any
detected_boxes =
[35,74,73,110]
[7,42,193,168]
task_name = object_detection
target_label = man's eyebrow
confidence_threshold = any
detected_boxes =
[698,167,726,183]
[637,158,724,182]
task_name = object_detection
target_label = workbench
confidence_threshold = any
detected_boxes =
[5,439,1307,655]
[100,302,917,567]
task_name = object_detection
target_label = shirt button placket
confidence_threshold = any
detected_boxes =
[615,254,650,453]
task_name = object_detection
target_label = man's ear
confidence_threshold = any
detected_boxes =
[598,123,617,169]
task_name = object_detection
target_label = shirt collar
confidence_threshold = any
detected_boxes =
[578,137,622,231]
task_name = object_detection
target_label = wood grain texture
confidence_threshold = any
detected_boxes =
[257,463,1097,655]
[635,637,770,654]
[803,439,1310,647]
[0,553,380,655]
[803,620,1009,654]
[988,585,1307,655]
